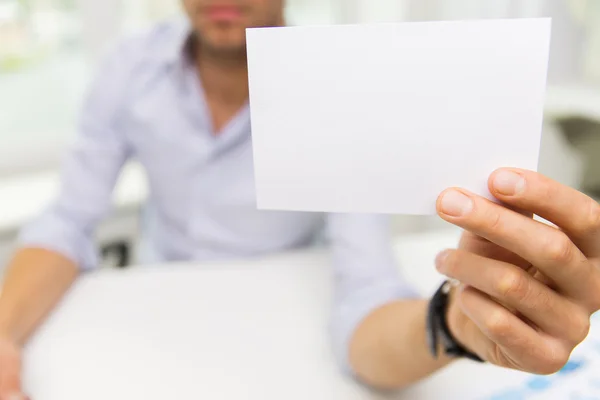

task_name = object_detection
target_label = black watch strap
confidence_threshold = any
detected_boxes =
[427,280,484,362]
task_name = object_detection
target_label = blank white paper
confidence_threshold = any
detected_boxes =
[247,18,551,215]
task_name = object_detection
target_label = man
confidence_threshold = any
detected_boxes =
[0,0,599,398]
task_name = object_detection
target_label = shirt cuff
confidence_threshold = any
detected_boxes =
[18,211,99,271]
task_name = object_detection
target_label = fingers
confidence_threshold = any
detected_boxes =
[456,286,570,375]
[458,231,531,270]
[436,249,590,344]
[436,188,600,306]
[488,168,600,257]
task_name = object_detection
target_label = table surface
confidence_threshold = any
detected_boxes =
[23,228,564,400]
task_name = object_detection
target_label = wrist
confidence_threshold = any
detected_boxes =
[427,281,483,362]
[446,285,472,353]
[0,318,22,348]
[0,330,19,348]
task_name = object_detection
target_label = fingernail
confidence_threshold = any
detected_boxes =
[7,394,24,400]
[435,250,449,271]
[440,190,473,217]
[493,170,525,196]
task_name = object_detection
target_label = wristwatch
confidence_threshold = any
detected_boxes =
[426,280,484,362]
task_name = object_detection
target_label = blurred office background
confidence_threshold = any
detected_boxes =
[1,0,599,268]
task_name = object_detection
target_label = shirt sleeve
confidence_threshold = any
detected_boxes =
[326,213,420,375]
[18,39,143,270]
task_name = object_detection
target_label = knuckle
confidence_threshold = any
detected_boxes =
[542,233,573,264]
[571,312,591,344]
[586,199,600,234]
[490,345,510,367]
[538,345,570,375]
[497,269,530,302]
[442,250,461,275]
[484,309,512,338]
[485,209,503,232]
[590,286,600,311]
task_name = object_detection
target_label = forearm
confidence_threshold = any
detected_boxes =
[349,299,454,390]
[0,248,79,345]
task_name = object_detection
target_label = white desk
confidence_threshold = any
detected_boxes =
[24,228,587,400]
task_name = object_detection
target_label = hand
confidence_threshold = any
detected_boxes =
[0,337,27,400]
[434,168,600,374]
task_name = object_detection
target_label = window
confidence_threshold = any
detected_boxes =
[0,0,87,174]
[0,0,181,175]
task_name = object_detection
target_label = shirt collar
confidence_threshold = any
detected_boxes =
[155,18,195,67]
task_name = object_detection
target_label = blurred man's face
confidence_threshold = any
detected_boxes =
[182,0,284,54]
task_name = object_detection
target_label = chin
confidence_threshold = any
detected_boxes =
[199,26,248,54]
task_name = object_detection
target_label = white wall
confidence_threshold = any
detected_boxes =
[337,0,594,84]
[335,0,410,23]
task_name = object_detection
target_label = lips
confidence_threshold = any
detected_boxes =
[205,5,243,22]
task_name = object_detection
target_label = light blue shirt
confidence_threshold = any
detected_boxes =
[19,21,417,373]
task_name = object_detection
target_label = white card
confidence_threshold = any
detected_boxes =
[247,19,551,215]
